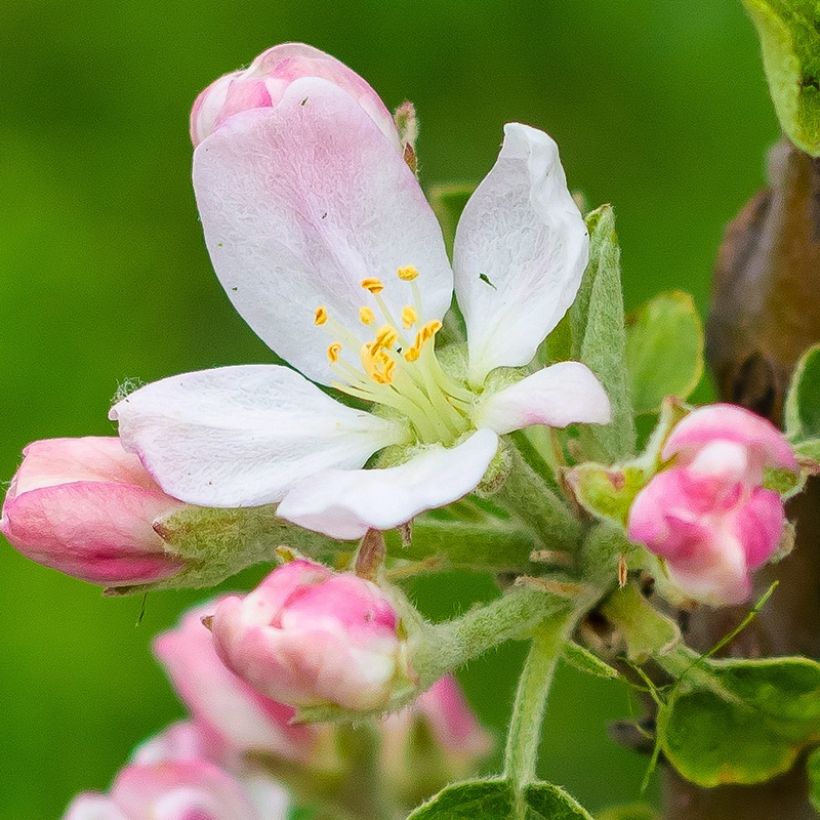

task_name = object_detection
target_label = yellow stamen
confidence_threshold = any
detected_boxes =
[361,277,385,294]
[418,320,442,345]
[359,306,376,325]
[401,305,417,328]
[361,344,396,385]
[397,266,419,281]
[327,342,342,363]
[373,324,399,351]
[314,306,328,326]
[404,346,420,362]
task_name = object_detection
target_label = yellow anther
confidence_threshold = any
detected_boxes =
[404,346,420,363]
[401,305,417,328]
[359,306,376,325]
[373,324,399,351]
[327,342,342,363]
[361,277,385,294]
[361,343,396,385]
[419,320,442,344]
[397,266,419,281]
[314,306,328,326]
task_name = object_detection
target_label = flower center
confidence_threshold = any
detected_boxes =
[313,267,473,445]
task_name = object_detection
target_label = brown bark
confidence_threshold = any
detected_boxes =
[661,139,820,819]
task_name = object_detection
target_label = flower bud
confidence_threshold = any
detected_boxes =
[627,404,798,606]
[209,559,412,712]
[1,437,186,587]
[153,600,322,764]
[190,43,399,147]
[381,676,492,805]
[62,760,269,820]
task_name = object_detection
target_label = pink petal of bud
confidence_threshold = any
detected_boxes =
[210,559,407,711]
[662,403,798,479]
[1,437,186,587]
[153,601,319,763]
[190,43,399,148]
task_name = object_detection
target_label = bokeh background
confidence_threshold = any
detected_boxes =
[0,2,780,816]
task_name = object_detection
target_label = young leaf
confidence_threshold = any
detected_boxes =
[784,342,820,459]
[743,0,820,156]
[658,655,820,787]
[405,777,593,819]
[570,205,636,461]
[562,641,621,681]
[808,747,820,812]
[625,291,704,415]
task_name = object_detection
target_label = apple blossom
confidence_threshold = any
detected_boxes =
[1,437,186,587]
[62,760,272,820]
[110,44,610,540]
[208,559,410,712]
[627,404,799,606]
[153,600,322,764]
[190,42,399,148]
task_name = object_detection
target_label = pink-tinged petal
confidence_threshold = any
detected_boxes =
[110,365,407,507]
[191,43,398,148]
[211,560,406,711]
[474,362,610,435]
[62,794,128,820]
[9,437,159,495]
[663,404,798,474]
[111,761,259,820]
[132,721,220,766]
[153,600,316,763]
[453,123,588,385]
[193,78,452,386]
[733,487,785,570]
[277,429,499,539]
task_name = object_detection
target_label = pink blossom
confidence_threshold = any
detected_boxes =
[1,437,185,587]
[190,42,399,147]
[62,760,270,820]
[209,559,409,711]
[628,404,797,606]
[153,600,321,764]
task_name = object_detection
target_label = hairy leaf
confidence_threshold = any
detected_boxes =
[784,342,820,460]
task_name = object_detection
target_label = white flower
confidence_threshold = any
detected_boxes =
[111,58,610,539]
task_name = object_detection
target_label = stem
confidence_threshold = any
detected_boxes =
[503,616,568,793]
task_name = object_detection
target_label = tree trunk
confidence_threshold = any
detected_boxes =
[661,139,820,819]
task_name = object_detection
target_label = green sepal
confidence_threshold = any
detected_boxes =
[784,342,820,463]
[562,641,621,681]
[625,291,704,415]
[405,777,593,819]
[570,204,636,461]
[658,655,820,787]
[743,0,820,156]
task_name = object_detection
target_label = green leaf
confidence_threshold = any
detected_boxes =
[659,655,820,787]
[570,205,636,461]
[808,747,820,812]
[596,805,659,820]
[743,0,820,156]
[562,641,621,681]
[566,462,648,528]
[428,182,475,254]
[406,778,592,820]
[784,342,820,460]
[625,291,704,415]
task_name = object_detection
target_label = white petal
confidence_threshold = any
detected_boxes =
[194,77,452,386]
[110,365,406,506]
[277,429,499,539]
[474,362,610,435]
[453,123,588,385]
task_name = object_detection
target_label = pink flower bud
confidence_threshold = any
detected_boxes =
[381,676,492,800]
[153,600,320,764]
[190,43,399,147]
[63,760,268,820]
[210,559,410,712]
[1,437,186,587]
[628,404,797,606]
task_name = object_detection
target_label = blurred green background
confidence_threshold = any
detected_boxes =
[0,1,778,816]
